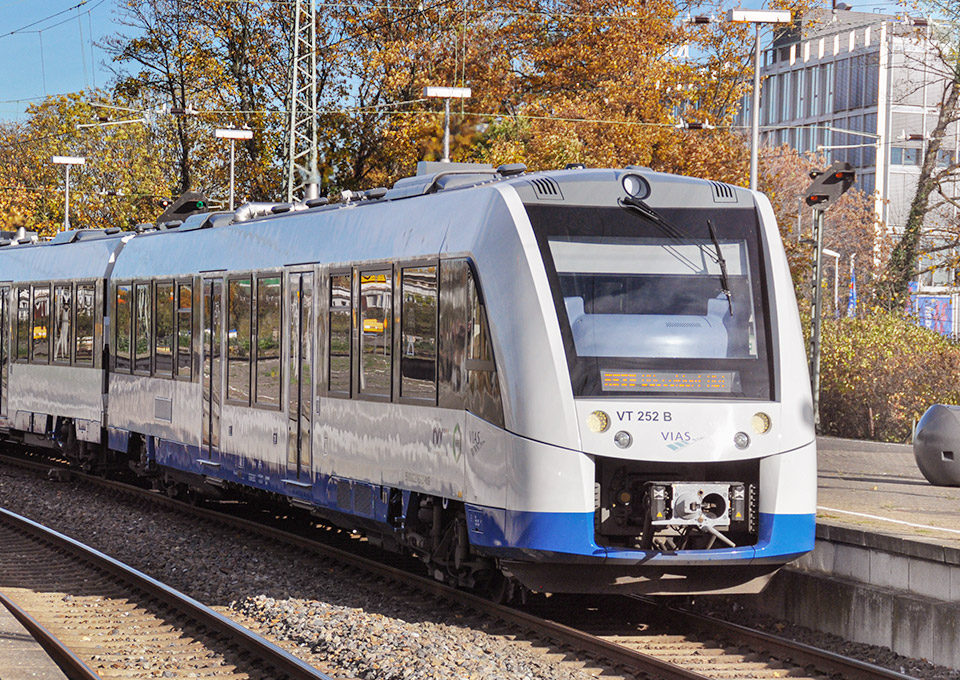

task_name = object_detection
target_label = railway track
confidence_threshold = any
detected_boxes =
[0,452,921,680]
[0,504,332,680]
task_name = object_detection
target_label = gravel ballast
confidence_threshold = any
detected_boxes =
[0,462,957,679]
[0,465,599,680]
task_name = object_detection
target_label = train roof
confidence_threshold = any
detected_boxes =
[0,165,755,284]
[0,229,129,283]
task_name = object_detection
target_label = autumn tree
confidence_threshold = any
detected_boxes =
[0,93,170,236]
[459,0,757,182]
[759,144,886,312]
[876,15,960,310]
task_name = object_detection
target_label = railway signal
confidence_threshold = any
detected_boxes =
[804,162,856,209]
[804,161,856,431]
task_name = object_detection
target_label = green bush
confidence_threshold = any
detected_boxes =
[817,313,960,442]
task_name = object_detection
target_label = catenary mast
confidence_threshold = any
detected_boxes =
[285,0,320,202]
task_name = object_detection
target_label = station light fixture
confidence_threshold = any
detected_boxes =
[215,128,254,211]
[51,155,86,232]
[423,86,472,163]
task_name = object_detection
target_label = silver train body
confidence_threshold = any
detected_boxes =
[0,166,816,595]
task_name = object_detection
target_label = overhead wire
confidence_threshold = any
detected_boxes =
[0,0,90,39]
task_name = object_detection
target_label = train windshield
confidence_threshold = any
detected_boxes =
[526,204,773,399]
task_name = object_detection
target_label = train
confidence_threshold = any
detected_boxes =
[0,162,816,597]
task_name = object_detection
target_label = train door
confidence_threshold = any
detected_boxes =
[286,271,314,482]
[201,277,224,465]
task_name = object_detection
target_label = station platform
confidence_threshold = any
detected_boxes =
[816,435,960,551]
[0,598,67,679]
[738,436,960,669]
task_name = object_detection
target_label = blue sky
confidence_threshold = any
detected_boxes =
[0,0,116,121]
[0,0,909,123]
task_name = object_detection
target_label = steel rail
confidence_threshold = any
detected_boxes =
[0,453,920,680]
[0,507,334,680]
[0,588,101,680]
[0,455,712,679]
[630,596,918,680]
[155,498,712,680]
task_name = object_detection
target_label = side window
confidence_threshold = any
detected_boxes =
[227,278,252,403]
[115,284,131,371]
[155,282,175,377]
[400,265,437,401]
[177,283,192,379]
[135,283,152,373]
[438,259,503,427]
[467,275,495,369]
[328,273,351,395]
[256,276,281,406]
[359,270,391,397]
[74,284,95,366]
[465,270,503,426]
[53,285,72,364]
[16,287,29,362]
[32,285,50,364]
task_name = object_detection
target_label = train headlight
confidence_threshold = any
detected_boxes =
[621,173,650,199]
[751,412,771,434]
[586,410,610,433]
[614,430,633,449]
[733,431,751,449]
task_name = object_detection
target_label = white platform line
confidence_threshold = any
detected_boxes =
[818,506,960,537]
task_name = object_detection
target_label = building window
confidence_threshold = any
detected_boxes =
[834,57,849,111]
[891,147,922,166]
[75,284,95,366]
[115,285,131,371]
[865,53,880,106]
[850,54,865,110]
[401,265,438,401]
[32,285,50,364]
[822,62,835,113]
[776,73,787,122]
[359,270,391,397]
[155,282,175,377]
[227,277,252,403]
[329,273,352,395]
[256,276,281,406]
[135,283,151,373]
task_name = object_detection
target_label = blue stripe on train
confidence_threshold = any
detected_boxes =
[464,505,815,563]
[128,431,815,565]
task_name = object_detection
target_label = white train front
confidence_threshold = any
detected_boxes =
[0,165,816,596]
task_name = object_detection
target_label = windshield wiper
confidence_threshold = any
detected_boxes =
[621,196,689,241]
[707,219,733,315]
[620,197,734,315]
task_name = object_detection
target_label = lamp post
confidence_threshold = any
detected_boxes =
[423,86,471,162]
[725,9,792,191]
[215,128,254,211]
[51,156,86,231]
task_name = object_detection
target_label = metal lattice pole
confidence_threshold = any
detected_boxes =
[285,0,319,202]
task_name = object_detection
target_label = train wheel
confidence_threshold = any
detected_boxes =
[479,571,516,605]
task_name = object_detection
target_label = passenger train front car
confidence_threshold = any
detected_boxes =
[0,164,816,597]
